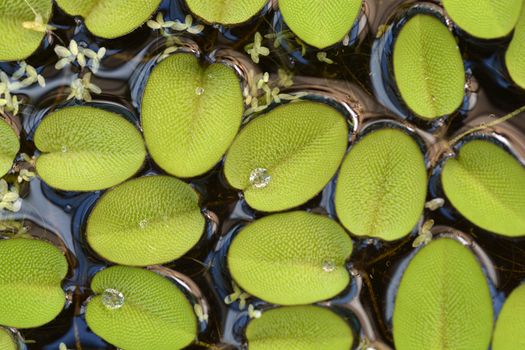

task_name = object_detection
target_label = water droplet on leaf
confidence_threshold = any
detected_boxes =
[322,260,336,272]
[61,145,68,153]
[138,219,148,229]
[102,288,124,310]
[249,168,271,189]
[195,87,205,95]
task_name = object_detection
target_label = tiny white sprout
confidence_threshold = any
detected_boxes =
[67,72,102,102]
[194,303,208,323]
[277,68,294,88]
[412,219,434,248]
[22,13,55,33]
[247,304,261,319]
[224,282,250,310]
[342,34,350,46]
[244,32,270,64]
[0,179,22,213]
[317,51,334,64]
[58,343,68,350]
[425,197,445,211]
[172,15,204,34]
[158,46,179,62]
[265,30,294,48]
[17,168,36,183]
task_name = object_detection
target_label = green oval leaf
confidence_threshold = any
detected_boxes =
[279,0,362,49]
[86,175,205,266]
[0,238,68,328]
[442,139,525,236]
[443,0,522,39]
[492,284,525,350]
[506,4,525,88]
[224,101,348,212]
[55,0,162,38]
[246,306,354,350]
[0,0,52,61]
[228,211,353,305]
[0,120,19,178]
[35,106,146,192]
[393,238,493,350]
[85,266,197,350]
[393,14,465,119]
[0,328,17,350]
[142,53,243,178]
[335,128,427,241]
[185,0,267,25]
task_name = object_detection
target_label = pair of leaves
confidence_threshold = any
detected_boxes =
[228,211,353,305]
[224,101,348,212]
[185,0,267,25]
[142,53,243,178]
[393,238,493,350]
[0,238,68,328]
[35,106,146,191]
[0,120,19,178]
[393,14,465,119]
[442,139,525,236]
[55,0,162,38]
[0,0,52,61]
[86,175,205,266]
[279,0,363,49]
[85,266,197,350]
[246,306,353,350]
[335,128,427,241]
[492,284,525,350]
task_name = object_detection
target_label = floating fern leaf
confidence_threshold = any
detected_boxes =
[185,0,267,25]
[0,120,19,178]
[492,284,525,350]
[506,3,525,89]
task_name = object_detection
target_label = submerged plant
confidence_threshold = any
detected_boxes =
[185,0,268,25]
[335,128,427,241]
[0,238,68,328]
[86,175,205,266]
[228,211,353,305]
[393,14,465,119]
[0,120,19,179]
[246,306,354,350]
[85,266,197,350]
[492,283,525,350]
[34,106,146,191]
[506,3,525,89]
[278,0,362,49]
[441,139,525,236]
[142,53,243,178]
[393,238,493,350]
[224,101,348,212]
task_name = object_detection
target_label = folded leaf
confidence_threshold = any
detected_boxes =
[35,106,146,191]
[279,0,362,49]
[393,238,493,350]
[506,3,525,88]
[493,284,525,350]
[335,128,427,240]
[186,0,267,25]
[86,266,197,350]
[246,306,354,350]
[55,0,162,38]
[0,0,52,61]
[443,0,522,39]
[442,139,525,236]
[0,238,68,328]
[142,53,243,178]
[393,14,465,119]
[0,120,19,178]
[228,211,353,305]
[224,101,348,212]
[87,175,205,266]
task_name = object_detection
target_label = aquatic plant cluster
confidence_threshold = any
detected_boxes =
[0,0,525,349]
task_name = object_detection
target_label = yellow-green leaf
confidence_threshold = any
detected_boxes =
[35,106,146,192]
[493,284,525,350]
[506,3,525,88]
[393,238,493,350]
[0,328,16,350]
[442,139,525,236]
[142,53,243,178]
[0,120,19,178]
[185,0,267,25]
[393,14,465,119]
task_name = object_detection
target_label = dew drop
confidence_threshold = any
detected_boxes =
[249,167,271,189]
[195,87,205,95]
[61,145,68,153]
[138,218,148,229]
[102,288,124,310]
[322,259,336,272]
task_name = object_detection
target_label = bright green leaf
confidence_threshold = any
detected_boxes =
[0,238,68,328]
[35,106,146,192]
[393,14,465,119]
[228,211,353,305]
[335,128,427,241]
[0,0,52,61]
[442,139,525,236]
[86,175,205,266]
[224,101,348,212]
[55,0,162,38]
[492,284,525,350]
[85,266,197,350]
[246,306,354,350]
[185,0,267,25]
[279,0,363,49]
[443,0,522,39]
[142,53,243,178]
[0,120,19,178]
[393,238,493,350]
[506,3,525,88]
[0,328,16,350]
